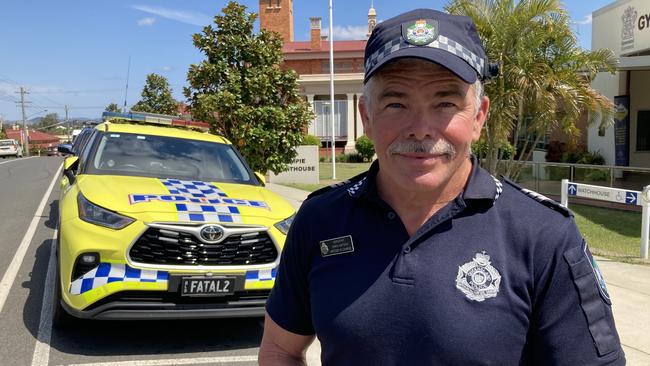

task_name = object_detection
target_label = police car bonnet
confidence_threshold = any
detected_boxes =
[363,9,498,84]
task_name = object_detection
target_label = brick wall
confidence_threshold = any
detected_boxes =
[259,0,293,42]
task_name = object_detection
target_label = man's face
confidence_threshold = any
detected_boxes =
[359,59,489,194]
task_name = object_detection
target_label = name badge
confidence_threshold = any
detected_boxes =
[320,235,354,257]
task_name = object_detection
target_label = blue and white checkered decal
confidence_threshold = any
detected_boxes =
[129,179,269,223]
[161,179,244,223]
[365,35,485,78]
[245,268,277,283]
[69,263,168,295]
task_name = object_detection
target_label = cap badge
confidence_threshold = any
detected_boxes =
[455,251,501,302]
[405,19,436,46]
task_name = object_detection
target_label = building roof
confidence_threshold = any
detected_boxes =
[6,129,60,143]
[283,40,367,54]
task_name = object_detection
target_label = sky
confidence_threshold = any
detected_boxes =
[0,0,613,122]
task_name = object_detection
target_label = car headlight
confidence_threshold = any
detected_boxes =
[274,214,295,235]
[77,193,134,229]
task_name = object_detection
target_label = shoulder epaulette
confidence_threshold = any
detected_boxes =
[502,178,572,217]
[306,171,369,200]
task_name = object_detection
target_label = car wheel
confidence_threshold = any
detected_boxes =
[52,253,77,329]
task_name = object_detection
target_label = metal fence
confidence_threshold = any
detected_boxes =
[493,161,650,198]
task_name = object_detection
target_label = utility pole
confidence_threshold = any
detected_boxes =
[16,87,31,157]
[65,105,70,143]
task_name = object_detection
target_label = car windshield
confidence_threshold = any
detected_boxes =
[86,132,254,184]
[0,140,14,146]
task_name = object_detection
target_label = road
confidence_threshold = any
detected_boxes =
[0,157,263,366]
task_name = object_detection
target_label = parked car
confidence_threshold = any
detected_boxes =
[55,111,295,327]
[0,139,23,158]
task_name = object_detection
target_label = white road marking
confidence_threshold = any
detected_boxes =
[0,163,62,313]
[60,355,258,366]
[0,156,36,165]
[31,227,58,366]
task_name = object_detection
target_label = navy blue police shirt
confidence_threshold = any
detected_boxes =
[266,157,625,365]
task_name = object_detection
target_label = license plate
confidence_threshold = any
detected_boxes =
[181,277,235,297]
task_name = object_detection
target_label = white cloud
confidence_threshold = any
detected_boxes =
[574,14,592,25]
[130,5,211,26]
[162,66,172,72]
[322,25,368,40]
[137,17,156,26]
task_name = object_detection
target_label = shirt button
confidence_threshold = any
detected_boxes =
[387,212,396,220]
[403,246,411,254]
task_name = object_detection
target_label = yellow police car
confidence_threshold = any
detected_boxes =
[54,111,295,326]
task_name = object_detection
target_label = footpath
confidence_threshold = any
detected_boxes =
[265,183,650,365]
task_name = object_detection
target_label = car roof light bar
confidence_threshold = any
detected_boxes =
[101,111,210,131]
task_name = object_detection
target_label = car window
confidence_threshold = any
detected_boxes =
[85,132,255,184]
[0,140,14,147]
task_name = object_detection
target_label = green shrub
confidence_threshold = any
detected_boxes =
[355,135,375,161]
[472,139,514,160]
[301,134,321,146]
[336,153,364,163]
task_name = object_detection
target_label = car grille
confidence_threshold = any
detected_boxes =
[129,227,278,265]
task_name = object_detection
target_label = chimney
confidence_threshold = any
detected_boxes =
[310,17,322,50]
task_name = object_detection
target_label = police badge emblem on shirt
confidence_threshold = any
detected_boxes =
[320,235,354,257]
[456,251,501,302]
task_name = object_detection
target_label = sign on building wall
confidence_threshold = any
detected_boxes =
[614,95,630,166]
[269,145,319,184]
[617,1,650,55]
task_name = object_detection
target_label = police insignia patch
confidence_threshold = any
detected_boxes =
[403,19,438,46]
[585,245,611,303]
[456,252,501,302]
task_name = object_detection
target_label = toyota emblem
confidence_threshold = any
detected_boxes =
[200,225,224,242]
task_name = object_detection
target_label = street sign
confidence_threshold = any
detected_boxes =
[567,183,642,206]
[626,192,639,205]
[568,184,577,196]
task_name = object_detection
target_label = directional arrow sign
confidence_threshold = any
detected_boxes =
[567,182,643,206]
[568,184,577,196]
[626,192,638,205]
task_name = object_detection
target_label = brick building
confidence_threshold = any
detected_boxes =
[259,0,376,154]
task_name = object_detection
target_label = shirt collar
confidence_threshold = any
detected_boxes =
[349,155,501,204]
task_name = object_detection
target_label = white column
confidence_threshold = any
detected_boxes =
[345,93,356,153]
[306,94,316,136]
[355,93,364,138]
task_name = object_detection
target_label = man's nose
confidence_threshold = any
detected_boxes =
[407,110,436,140]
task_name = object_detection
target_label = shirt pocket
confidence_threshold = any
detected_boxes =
[563,243,618,356]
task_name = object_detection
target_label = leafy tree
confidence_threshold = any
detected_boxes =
[446,0,617,178]
[0,127,6,139]
[132,73,178,115]
[105,103,122,113]
[355,135,375,162]
[184,1,313,174]
[37,113,59,133]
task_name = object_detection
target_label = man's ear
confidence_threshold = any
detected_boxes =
[472,95,489,142]
[359,96,373,139]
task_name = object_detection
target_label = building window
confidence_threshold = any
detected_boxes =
[309,100,348,140]
[637,111,650,151]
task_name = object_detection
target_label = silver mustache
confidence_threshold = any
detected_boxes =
[388,139,456,157]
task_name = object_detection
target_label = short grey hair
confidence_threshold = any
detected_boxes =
[363,60,484,115]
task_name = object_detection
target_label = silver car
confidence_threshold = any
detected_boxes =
[0,139,23,158]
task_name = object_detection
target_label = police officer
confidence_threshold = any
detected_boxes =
[259,8,625,366]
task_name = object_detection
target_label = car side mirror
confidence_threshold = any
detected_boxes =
[63,156,79,184]
[58,144,74,156]
[254,172,266,186]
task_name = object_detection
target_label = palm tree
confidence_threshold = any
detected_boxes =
[446,0,617,178]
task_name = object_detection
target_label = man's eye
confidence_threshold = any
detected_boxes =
[437,102,457,109]
[385,103,405,109]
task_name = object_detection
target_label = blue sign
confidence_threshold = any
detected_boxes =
[568,184,577,196]
[614,95,630,166]
[626,192,638,205]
